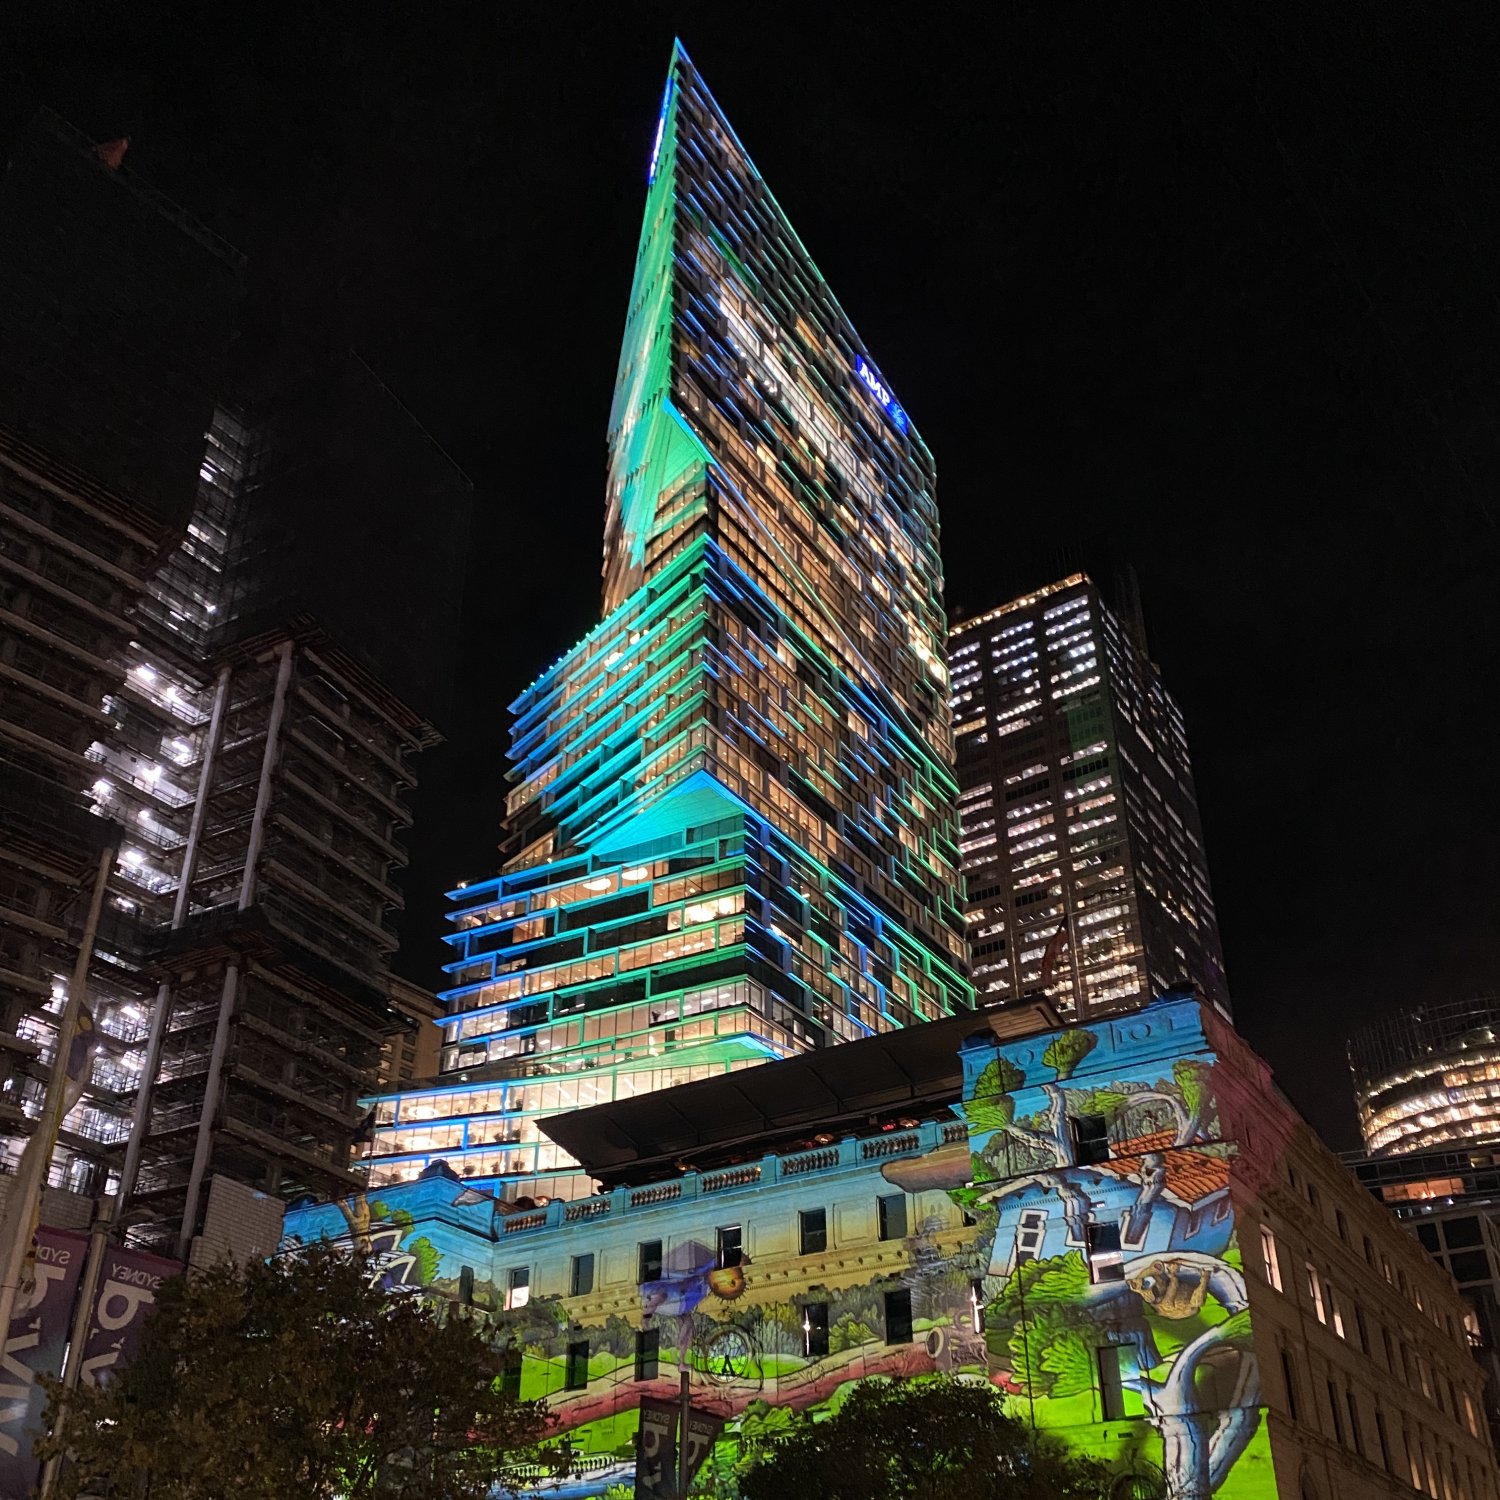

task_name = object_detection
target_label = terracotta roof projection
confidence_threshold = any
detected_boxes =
[1091,1130,1231,1205]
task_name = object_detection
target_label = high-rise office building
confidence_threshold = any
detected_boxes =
[368,44,971,1197]
[111,359,470,1254]
[0,111,469,1253]
[0,113,241,1192]
[949,572,1228,1022]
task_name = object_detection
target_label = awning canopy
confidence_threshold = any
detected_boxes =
[540,1000,1058,1185]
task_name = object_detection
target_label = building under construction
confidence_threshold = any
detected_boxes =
[0,113,469,1257]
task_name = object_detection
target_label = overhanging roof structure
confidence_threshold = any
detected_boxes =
[540,1000,1058,1185]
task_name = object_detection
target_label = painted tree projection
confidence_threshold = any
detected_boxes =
[279,1001,1276,1498]
[958,1011,1269,1499]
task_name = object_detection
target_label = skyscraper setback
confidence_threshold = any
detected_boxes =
[950,573,1228,1022]
[370,45,971,1196]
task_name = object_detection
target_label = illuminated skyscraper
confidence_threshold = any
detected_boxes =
[950,572,1229,1022]
[371,44,971,1196]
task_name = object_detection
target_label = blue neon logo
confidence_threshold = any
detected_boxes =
[648,80,673,183]
[854,357,908,433]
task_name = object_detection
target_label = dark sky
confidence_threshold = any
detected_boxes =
[8,3,1499,1149]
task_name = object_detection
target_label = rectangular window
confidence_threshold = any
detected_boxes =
[1346,1388,1363,1456]
[635,1326,660,1382]
[565,1340,590,1391]
[1305,1262,1326,1324]
[1327,1381,1345,1444]
[716,1224,743,1269]
[1098,1344,1144,1422]
[506,1267,530,1311]
[799,1207,828,1255]
[1086,1221,1124,1283]
[569,1254,595,1298]
[1014,1207,1049,1267]
[1329,1283,1346,1339]
[878,1194,908,1242]
[638,1240,663,1284]
[1280,1348,1300,1421]
[499,1349,523,1401]
[1354,1305,1369,1354]
[803,1301,830,1358]
[1335,1208,1349,1242]
[1071,1113,1110,1165]
[884,1288,913,1345]
[1376,1408,1393,1472]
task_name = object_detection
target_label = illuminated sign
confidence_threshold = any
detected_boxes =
[854,357,908,433]
[648,79,673,183]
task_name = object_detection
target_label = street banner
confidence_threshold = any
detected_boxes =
[634,1396,679,1497]
[682,1406,726,1488]
[79,1244,180,1387]
[0,1227,87,1497]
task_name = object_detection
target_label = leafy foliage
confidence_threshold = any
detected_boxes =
[737,1377,1112,1500]
[1173,1058,1211,1123]
[1042,1029,1097,1080]
[41,1243,554,1500]
[963,1058,1023,1132]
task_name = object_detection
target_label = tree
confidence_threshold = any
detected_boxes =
[736,1378,1112,1500]
[41,1243,556,1500]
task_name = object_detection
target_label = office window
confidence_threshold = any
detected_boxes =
[569,1253,595,1297]
[803,1301,830,1358]
[1327,1381,1344,1445]
[1353,1305,1369,1354]
[1098,1344,1144,1422]
[638,1240,663,1284]
[716,1224,743,1269]
[505,1267,530,1310]
[799,1207,828,1255]
[1449,1250,1489,1284]
[1305,1263,1326,1324]
[1444,1216,1482,1250]
[1375,1408,1394,1472]
[1418,1224,1441,1253]
[884,1288,913,1345]
[1335,1208,1348,1242]
[878,1194,908,1242]
[635,1326,660,1382]
[1070,1113,1110,1165]
[1328,1283,1346,1339]
[1086,1221,1124,1283]
[1259,1224,1282,1291]
[565,1340,590,1391]
[1280,1347,1301,1420]
[1346,1387,1364,1454]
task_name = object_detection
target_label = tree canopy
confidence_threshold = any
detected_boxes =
[736,1377,1113,1500]
[42,1243,554,1500]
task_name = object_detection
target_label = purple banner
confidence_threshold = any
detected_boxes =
[79,1245,179,1388]
[0,1227,87,1498]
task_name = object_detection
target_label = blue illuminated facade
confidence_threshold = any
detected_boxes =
[371,43,971,1197]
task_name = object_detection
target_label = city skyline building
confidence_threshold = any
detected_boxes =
[949,571,1229,1022]
[0,112,241,1196]
[367,44,972,1197]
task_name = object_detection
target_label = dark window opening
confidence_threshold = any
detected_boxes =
[565,1340,589,1391]
[638,1240,663,1284]
[1071,1113,1110,1165]
[884,1288,913,1345]
[569,1254,595,1297]
[878,1194,908,1242]
[716,1224,743,1269]
[1086,1221,1124,1283]
[635,1326,660,1382]
[799,1208,827,1255]
[803,1301,829,1358]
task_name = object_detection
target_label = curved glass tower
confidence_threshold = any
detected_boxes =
[372,45,971,1197]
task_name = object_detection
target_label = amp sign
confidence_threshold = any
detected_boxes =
[854,357,908,433]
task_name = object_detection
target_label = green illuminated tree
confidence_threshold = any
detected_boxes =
[737,1378,1111,1500]
[41,1243,556,1500]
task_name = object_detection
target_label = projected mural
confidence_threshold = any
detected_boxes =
[283,999,1287,1497]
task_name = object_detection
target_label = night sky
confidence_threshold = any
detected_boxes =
[8,4,1499,1148]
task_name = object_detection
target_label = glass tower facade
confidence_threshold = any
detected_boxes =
[951,573,1229,1023]
[370,45,971,1197]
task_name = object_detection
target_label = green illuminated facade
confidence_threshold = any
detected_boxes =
[372,45,971,1195]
